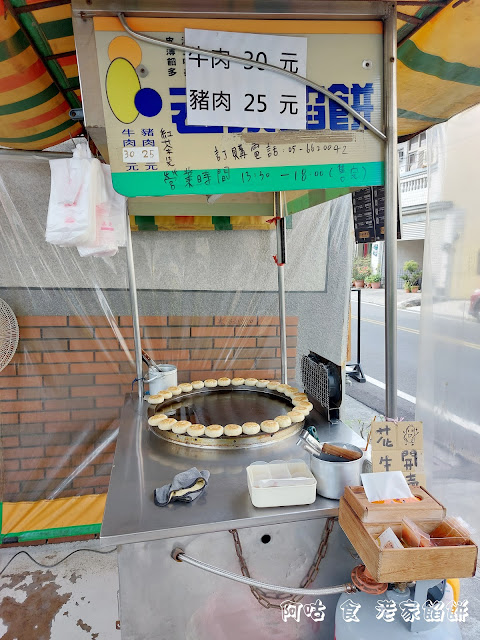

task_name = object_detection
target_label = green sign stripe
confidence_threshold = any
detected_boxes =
[40,18,74,41]
[0,28,30,62]
[0,83,59,116]
[398,39,480,87]
[113,162,384,199]
[1,522,101,543]
[212,216,232,230]
[0,117,75,143]
[397,108,445,123]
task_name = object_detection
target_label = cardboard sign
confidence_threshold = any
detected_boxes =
[93,17,384,197]
[371,420,426,487]
[185,29,307,130]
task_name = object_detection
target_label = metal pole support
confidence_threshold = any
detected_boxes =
[384,4,398,418]
[275,192,288,384]
[125,207,144,400]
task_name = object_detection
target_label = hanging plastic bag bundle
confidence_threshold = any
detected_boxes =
[46,142,96,246]
[77,163,127,258]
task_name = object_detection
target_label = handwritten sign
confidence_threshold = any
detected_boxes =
[371,420,426,487]
[185,29,307,130]
[94,18,384,197]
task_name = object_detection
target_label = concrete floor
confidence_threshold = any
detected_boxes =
[0,539,119,640]
[0,395,478,639]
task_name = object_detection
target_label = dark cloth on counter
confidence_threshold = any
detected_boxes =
[154,467,210,506]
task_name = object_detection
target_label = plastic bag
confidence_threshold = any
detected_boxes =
[77,164,127,258]
[46,142,96,246]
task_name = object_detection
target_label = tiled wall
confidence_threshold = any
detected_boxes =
[1,314,298,502]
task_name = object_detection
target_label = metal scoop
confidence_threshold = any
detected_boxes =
[297,430,362,462]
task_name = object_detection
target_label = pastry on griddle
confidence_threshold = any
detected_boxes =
[260,420,280,433]
[256,379,269,388]
[276,384,289,394]
[275,415,292,429]
[284,386,298,398]
[172,420,192,434]
[187,423,206,437]
[232,377,245,386]
[292,393,308,405]
[205,424,224,438]
[204,379,218,388]
[179,382,193,392]
[192,380,205,389]
[245,378,258,386]
[287,410,304,423]
[242,422,260,435]
[295,402,313,416]
[161,389,173,399]
[156,418,177,431]
[267,381,280,390]
[168,386,182,396]
[218,377,231,387]
[146,393,164,405]
[148,413,168,426]
[224,423,242,437]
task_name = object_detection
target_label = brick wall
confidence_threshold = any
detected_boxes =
[1,314,298,502]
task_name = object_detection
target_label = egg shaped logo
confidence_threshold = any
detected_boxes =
[106,36,162,124]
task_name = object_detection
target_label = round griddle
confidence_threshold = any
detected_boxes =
[147,385,304,449]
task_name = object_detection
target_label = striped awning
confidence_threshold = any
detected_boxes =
[0,0,82,149]
[0,1,479,149]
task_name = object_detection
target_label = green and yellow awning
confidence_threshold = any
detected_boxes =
[0,0,479,146]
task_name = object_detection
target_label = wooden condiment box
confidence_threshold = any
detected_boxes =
[339,486,478,582]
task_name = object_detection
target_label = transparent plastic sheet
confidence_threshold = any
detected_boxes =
[417,105,480,532]
[0,147,353,537]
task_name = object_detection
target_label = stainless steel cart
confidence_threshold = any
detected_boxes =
[102,396,365,639]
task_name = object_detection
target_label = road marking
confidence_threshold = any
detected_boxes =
[352,316,419,335]
[364,375,417,404]
[352,316,480,348]
[362,301,421,314]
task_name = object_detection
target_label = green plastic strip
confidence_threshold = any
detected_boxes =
[212,216,233,230]
[1,522,101,544]
[0,28,30,62]
[397,108,445,124]
[113,161,384,198]
[0,118,75,143]
[398,39,480,87]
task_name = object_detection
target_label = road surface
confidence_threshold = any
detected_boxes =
[347,300,480,425]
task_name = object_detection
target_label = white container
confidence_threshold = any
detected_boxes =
[247,459,317,508]
[145,364,177,396]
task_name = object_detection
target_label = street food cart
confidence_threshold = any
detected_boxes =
[2,0,477,638]
[69,1,400,637]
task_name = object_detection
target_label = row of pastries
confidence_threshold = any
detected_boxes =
[146,378,313,438]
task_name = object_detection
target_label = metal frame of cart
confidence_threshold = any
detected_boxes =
[69,2,401,637]
[72,0,399,420]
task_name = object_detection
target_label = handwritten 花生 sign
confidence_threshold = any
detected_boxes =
[185,29,307,130]
[371,420,426,487]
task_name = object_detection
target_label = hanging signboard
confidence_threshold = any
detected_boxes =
[93,18,384,198]
[352,186,402,243]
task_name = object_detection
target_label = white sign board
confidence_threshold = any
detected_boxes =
[185,29,307,130]
[93,18,384,197]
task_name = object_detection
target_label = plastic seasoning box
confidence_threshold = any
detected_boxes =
[247,459,317,508]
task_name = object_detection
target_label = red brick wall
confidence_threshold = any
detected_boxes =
[1,314,298,502]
